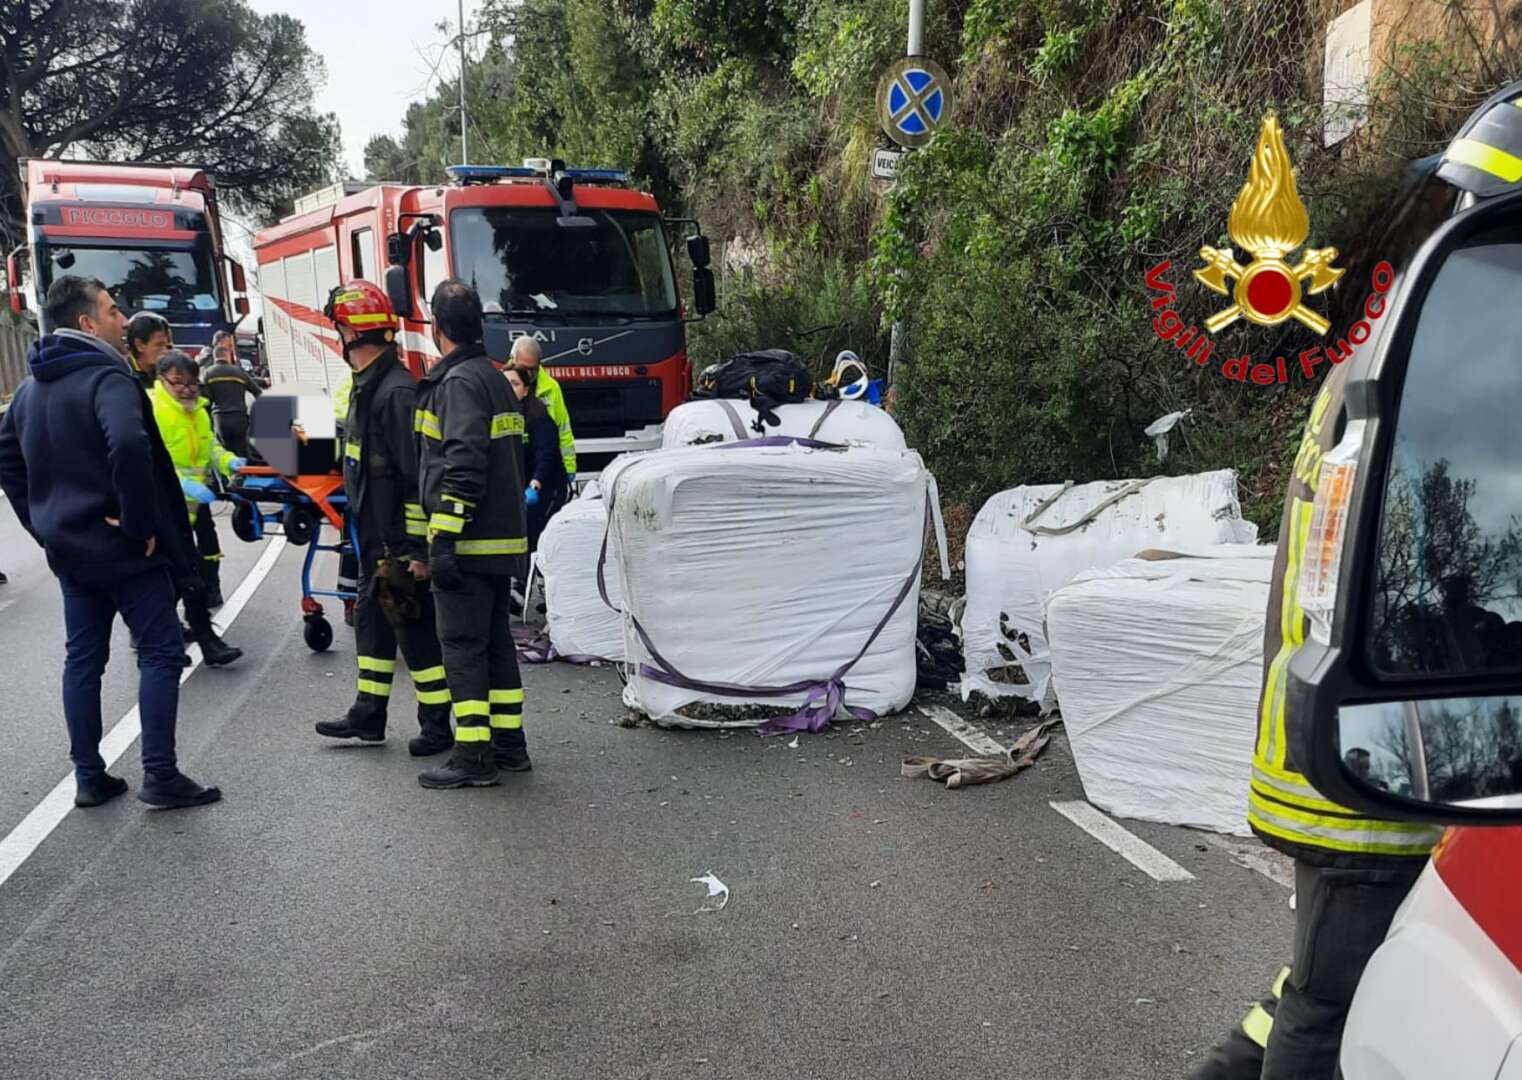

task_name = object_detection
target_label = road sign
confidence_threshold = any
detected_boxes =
[872,148,905,181]
[877,57,952,149]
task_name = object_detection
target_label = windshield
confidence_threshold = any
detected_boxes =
[39,243,220,315]
[451,207,678,319]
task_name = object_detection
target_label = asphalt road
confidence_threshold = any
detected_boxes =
[0,498,1293,1080]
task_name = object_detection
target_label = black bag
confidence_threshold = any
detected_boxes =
[694,349,814,432]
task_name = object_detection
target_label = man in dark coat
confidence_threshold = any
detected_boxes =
[0,276,221,809]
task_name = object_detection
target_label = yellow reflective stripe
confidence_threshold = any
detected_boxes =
[1241,1004,1273,1049]
[491,412,525,438]
[441,493,476,508]
[358,656,397,674]
[489,715,524,730]
[1272,967,1290,999]
[406,522,428,537]
[412,666,447,682]
[1446,137,1522,182]
[1252,763,1359,816]
[345,312,394,326]
[489,688,525,705]
[455,538,528,556]
[430,513,466,534]
[454,725,491,742]
[357,679,393,697]
[404,503,426,519]
[415,410,442,439]
[454,700,490,719]
[416,688,452,705]
[1248,786,1437,835]
[344,439,361,461]
[1247,793,1439,854]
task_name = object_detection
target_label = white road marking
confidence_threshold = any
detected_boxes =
[0,537,286,890]
[917,703,1006,757]
[1050,800,1197,883]
[1205,834,1295,889]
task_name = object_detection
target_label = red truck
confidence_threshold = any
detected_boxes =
[253,160,715,473]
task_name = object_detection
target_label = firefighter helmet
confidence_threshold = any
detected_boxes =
[323,280,398,346]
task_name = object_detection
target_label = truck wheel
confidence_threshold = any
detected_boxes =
[231,501,261,543]
[283,507,315,546]
[303,615,333,652]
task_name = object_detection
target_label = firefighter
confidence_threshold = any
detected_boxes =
[200,349,262,457]
[313,281,454,757]
[416,279,531,788]
[508,336,576,486]
[126,311,172,392]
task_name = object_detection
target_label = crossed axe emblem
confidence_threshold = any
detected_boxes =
[1195,245,1343,335]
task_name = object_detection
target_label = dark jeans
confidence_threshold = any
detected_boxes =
[214,413,249,458]
[1189,858,1424,1080]
[59,565,185,783]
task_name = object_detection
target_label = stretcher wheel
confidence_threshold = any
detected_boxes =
[283,507,315,546]
[231,501,261,543]
[303,614,333,652]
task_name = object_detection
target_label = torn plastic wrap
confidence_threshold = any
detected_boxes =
[661,399,908,450]
[1045,545,1274,836]
[959,470,1258,709]
[609,441,927,728]
[537,488,625,664]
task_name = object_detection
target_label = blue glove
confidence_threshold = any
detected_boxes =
[567,471,576,486]
[524,486,540,506]
[230,457,248,471]
[183,479,216,505]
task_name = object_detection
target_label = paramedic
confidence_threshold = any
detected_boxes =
[314,281,453,757]
[416,280,531,788]
[127,311,172,392]
[507,336,576,485]
[0,275,220,808]
[505,363,569,552]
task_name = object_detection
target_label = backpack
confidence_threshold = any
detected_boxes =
[694,349,815,433]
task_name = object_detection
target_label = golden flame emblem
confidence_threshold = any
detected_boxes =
[1195,112,1343,335]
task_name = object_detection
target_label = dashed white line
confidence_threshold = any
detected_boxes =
[917,703,1006,756]
[0,537,286,890]
[1050,800,1196,882]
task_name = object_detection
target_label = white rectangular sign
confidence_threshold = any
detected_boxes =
[872,148,905,181]
[1324,0,1372,147]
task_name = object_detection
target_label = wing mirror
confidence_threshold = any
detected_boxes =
[691,267,716,316]
[687,235,711,269]
[385,264,415,320]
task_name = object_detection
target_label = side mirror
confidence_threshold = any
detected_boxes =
[691,267,716,316]
[423,226,443,253]
[230,260,247,293]
[385,264,415,320]
[387,233,407,266]
[1338,697,1522,812]
[6,247,27,314]
[687,235,711,269]
[235,297,250,316]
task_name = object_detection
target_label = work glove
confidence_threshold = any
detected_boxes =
[230,457,248,471]
[524,485,540,507]
[429,536,465,592]
[567,471,576,487]
[183,479,216,505]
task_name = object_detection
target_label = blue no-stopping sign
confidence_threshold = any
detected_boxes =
[878,57,952,148]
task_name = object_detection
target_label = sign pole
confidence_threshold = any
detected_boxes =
[458,0,469,166]
[888,0,926,398]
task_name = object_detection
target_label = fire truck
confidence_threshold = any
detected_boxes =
[253,160,715,472]
[7,159,250,347]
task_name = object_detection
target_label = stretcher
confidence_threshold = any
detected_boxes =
[223,465,360,652]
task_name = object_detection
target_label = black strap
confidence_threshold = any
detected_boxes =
[716,399,748,440]
[807,400,843,440]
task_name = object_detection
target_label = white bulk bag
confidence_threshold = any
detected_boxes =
[661,399,907,450]
[959,470,1258,707]
[537,491,624,662]
[1045,546,1274,835]
[609,441,927,727]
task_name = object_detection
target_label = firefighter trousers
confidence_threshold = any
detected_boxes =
[1187,859,1423,1080]
[349,549,451,732]
[432,572,524,749]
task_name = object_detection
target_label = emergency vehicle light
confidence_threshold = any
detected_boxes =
[1299,421,1366,646]
[446,164,537,184]
[561,168,628,184]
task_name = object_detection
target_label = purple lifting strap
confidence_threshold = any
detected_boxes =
[598,441,928,735]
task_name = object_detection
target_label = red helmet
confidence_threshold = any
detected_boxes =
[323,280,398,344]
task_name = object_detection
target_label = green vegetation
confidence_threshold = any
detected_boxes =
[373,0,1520,537]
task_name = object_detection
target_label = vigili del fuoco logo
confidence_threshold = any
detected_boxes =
[1143,112,1394,385]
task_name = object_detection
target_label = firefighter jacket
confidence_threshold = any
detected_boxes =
[534,367,577,476]
[148,382,237,516]
[344,347,426,563]
[201,361,262,417]
[332,372,354,439]
[415,342,528,574]
[1251,360,1442,869]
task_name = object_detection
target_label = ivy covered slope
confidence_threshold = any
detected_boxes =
[380,0,1518,537]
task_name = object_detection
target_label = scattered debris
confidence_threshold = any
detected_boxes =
[690,872,730,913]
[901,720,1061,788]
[674,701,794,724]
[787,736,800,749]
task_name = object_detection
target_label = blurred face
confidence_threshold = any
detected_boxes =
[161,368,200,409]
[136,329,171,372]
[505,369,529,400]
[80,288,128,351]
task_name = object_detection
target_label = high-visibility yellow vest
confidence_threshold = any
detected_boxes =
[149,383,237,517]
[333,372,353,424]
[534,367,577,475]
[1249,366,1442,861]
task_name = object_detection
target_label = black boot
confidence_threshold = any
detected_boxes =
[316,702,387,743]
[408,711,454,757]
[202,561,224,610]
[492,727,533,772]
[139,771,222,809]
[75,773,129,808]
[193,629,244,667]
[418,742,499,789]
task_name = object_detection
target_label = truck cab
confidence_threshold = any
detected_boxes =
[8,159,249,349]
[1283,80,1522,1079]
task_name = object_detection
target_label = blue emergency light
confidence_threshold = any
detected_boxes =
[446,164,537,183]
[562,168,628,184]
